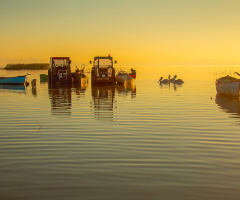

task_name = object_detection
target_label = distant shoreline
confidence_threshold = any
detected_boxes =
[4,63,49,70]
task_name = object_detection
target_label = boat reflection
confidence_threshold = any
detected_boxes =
[215,94,240,120]
[116,83,136,98]
[91,85,116,121]
[72,82,88,96]
[32,86,37,97]
[31,79,37,97]
[0,84,26,93]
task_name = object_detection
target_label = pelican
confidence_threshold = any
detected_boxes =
[159,77,163,82]
[171,75,183,84]
[170,75,177,83]
[174,79,184,84]
[174,78,184,84]
[159,75,170,84]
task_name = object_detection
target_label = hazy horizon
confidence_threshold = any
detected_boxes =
[1,0,240,67]
[1,56,240,68]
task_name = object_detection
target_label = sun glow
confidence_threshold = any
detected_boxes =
[0,0,240,67]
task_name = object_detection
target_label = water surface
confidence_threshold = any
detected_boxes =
[0,66,240,200]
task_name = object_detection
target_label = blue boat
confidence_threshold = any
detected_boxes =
[0,84,25,90]
[0,75,26,85]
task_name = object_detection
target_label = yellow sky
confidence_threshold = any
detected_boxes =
[0,0,240,66]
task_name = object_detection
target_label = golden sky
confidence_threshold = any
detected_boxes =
[0,0,240,66]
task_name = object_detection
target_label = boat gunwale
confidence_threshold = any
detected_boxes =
[216,79,240,85]
[0,75,26,80]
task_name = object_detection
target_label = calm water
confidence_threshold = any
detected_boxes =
[1,66,240,200]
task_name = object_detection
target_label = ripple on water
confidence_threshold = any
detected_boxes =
[1,67,240,199]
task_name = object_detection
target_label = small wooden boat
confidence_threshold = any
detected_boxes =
[116,71,134,85]
[40,74,48,82]
[71,67,88,84]
[0,75,26,85]
[216,75,240,96]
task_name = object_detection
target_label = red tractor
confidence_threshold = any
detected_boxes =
[48,57,72,85]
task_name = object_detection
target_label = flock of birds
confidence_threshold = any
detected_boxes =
[159,75,184,84]
[28,75,183,86]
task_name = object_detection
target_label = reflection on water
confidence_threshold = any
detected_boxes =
[47,83,137,120]
[215,94,240,120]
[91,84,137,121]
[91,85,116,121]
[0,84,26,93]
[72,82,88,95]
[47,83,136,120]
[48,83,88,117]
[48,85,72,117]
[173,83,183,91]
[32,84,37,97]
[159,82,183,91]
[2,67,240,200]
[32,86,37,97]
[116,83,136,98]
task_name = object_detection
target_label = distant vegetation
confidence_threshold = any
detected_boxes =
[4,63,49,70]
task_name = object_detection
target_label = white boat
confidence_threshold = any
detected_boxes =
[216,75,240,96]
[116,71,134,85]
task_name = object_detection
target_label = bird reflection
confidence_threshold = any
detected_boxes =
[173,83,184,91]
[159,75,184,86]
[159,80,183,91]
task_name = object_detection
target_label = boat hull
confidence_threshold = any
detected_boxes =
[40,74,48,82]
[116,74,134,85]
[0,76,26,85]
[216,80,240,96]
